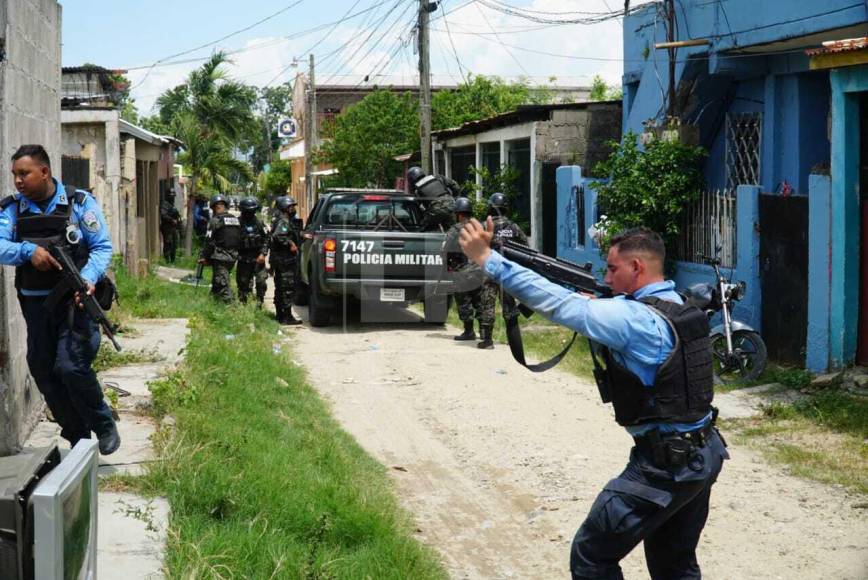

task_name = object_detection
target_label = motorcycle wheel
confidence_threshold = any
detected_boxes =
[711,330,768,384]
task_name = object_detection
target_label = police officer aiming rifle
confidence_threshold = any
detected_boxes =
[460,218,727,580]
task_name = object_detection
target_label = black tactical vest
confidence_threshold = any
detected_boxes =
[1,187,90,291]
[239,216,265,253]
[414,175,450,199]
[212,214,241,250]
[592,296,714,426]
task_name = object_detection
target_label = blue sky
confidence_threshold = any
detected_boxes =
[61,0,638,115]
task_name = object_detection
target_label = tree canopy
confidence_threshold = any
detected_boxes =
[317,90,419,188]
[432,74,551,130]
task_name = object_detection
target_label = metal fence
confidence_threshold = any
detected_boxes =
[674,189,738,268]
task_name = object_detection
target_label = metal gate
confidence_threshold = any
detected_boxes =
[759,194,808,365]
[541,162,559,257]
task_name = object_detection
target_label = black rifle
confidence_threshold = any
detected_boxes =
[195,261,205,286]
[498,241,611,372]
[48,246,122,351]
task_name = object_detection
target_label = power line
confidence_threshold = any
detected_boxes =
[472,0,528,76]
[130,0,308,89]
[440,1,470,82]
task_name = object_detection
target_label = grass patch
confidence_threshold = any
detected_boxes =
[727,413,868,495]
[113,266,446,579]
[92,343,162,372]
[445,300,593,377]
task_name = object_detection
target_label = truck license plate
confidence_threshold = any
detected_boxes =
[380,288,405,302]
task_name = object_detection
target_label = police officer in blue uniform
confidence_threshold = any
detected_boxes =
[459,222,727,580]
[0,145,120,455]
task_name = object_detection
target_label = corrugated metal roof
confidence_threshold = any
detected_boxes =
[432,101,621,140]
[805,37,868,56]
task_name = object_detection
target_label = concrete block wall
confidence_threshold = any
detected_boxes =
[0,0,62,454]
[537,104,621,175]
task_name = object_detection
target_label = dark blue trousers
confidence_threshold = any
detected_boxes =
[19,294,115,445]
[570,430,728,580]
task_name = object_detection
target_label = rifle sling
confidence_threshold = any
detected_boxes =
[43,277,75,313]
[504,313,578,373]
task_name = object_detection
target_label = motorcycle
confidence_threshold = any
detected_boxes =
[682,249,768,383]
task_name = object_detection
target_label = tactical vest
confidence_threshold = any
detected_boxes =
[592,296,714,426]
[239,217,265,252]
[270,218,298,262]
[212,214,241,250]
[0,186,90,291]
[414,175,450,199]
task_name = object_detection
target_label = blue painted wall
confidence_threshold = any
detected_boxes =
[623,1,862,194]
[807,174,832,372]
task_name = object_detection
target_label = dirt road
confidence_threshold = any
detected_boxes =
[286,304,867,579]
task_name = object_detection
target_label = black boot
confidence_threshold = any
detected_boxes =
[477,325,494,349]
[454,320,476,341]
[283,311,303,326]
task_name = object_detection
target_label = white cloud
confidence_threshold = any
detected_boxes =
[129,0,638,115]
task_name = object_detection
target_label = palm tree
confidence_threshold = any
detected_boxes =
[155,52,258,255]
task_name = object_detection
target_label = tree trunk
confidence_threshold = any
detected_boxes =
[184,178,196,256]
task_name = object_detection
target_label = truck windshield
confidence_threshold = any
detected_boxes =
[324,198,422,229]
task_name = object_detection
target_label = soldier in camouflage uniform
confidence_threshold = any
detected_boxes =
[408,166,460,232]
[269,196,302,325]
[236,196,269,306]
[159,188,181,263]
[444,197,485,341]
[477,192,528,349]
[198,194,241,303]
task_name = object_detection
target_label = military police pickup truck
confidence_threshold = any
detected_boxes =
[296,189,450,327]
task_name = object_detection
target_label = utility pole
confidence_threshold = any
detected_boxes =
[418,0,432,173]
[305,54,317,209]
[666,0,676,119]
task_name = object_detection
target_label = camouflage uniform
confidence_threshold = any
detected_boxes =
[201,213,241,302]
[236,213,269,305]
[444,221,485,324]
[159,199,181,263]
[420,176,461,232]
[269,214,301,322]
[481,215,529,324]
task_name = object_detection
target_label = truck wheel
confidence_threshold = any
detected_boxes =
[423,295,448,324]
[308,276,331,327]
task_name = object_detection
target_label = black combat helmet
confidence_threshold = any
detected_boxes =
[276,196,297,212]
[453,196,473,215]
[210,193,227,209]
[407,166,426,186]
[239,196,260,213]
[487,192,508,215]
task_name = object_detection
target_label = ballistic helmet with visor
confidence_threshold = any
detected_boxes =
[407,166,426,185]
[210,194,227,209]
[239,196,260,213]
[487,192,508,213]
[276,196,297,212]
[453,197,473,215]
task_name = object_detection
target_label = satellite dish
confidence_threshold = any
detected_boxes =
[277,118,297,138]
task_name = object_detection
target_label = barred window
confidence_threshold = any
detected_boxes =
[726,112,762,190]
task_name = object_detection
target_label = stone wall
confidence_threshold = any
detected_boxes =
[0,0,62,454]
[535,102,621,176]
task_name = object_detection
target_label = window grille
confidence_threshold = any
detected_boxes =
[726,113,762,190]
[674,189,738,268]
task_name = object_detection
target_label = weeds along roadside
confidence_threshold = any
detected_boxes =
[107,266,447,579]
[445,302,867,496]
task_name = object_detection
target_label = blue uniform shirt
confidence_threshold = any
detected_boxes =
[0,178,113,295]
[483,250,711,435]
